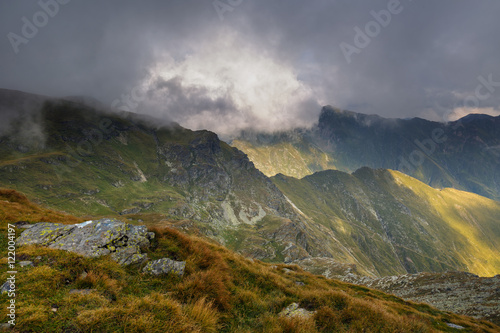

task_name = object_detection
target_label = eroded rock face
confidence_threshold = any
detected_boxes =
[142,258,186,277]
[16,219,154,266]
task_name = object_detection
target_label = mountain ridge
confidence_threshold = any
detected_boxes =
[1,89,499,279]
[233,105,500,200]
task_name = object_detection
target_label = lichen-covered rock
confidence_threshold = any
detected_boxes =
[279,303,314,318]
[16,219,154,266]
[142,258,186,277]
[15,222,75,246]
[111,245,148,266]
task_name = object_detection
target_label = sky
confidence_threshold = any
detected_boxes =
[1,0,500,135]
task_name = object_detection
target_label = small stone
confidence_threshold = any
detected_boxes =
[19,261,33,267]
[0,323,12,331]
[1,281,13,294]
[143,258,186,277]
[283,268,292,274]
[295,281,305,286]
[35,256,42,260]
[79,272,88,279]
[446,323,465,330]
[69,289,95,295]
[279,303,314,318]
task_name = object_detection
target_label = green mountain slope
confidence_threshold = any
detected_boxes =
[232,106,500,201]
[0,90,334,266]
[232,129,337,179]
[272,168,500,277]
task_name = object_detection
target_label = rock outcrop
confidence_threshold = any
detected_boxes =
[16,219,154,266]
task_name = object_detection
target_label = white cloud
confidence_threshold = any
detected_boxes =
[138,30,321,136]
[447,107,500,121]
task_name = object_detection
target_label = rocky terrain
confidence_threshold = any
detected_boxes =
[341,271,500,325]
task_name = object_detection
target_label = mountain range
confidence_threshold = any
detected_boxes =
[0,89,499,279]
[232,106,500,201]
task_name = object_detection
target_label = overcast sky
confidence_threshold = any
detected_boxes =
[1,0,499,135]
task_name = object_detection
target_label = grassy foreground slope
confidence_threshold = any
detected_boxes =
[272,168,500,278]
[1,189,499,332]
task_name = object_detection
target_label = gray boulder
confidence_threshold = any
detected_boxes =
[143,258,186,277]
[16,218,154,266]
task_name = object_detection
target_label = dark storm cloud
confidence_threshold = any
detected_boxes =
[151,76,239,117]
[0,0,499,134]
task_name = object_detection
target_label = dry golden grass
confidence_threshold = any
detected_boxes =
[183,297,220,333]
[0,188,83,224]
